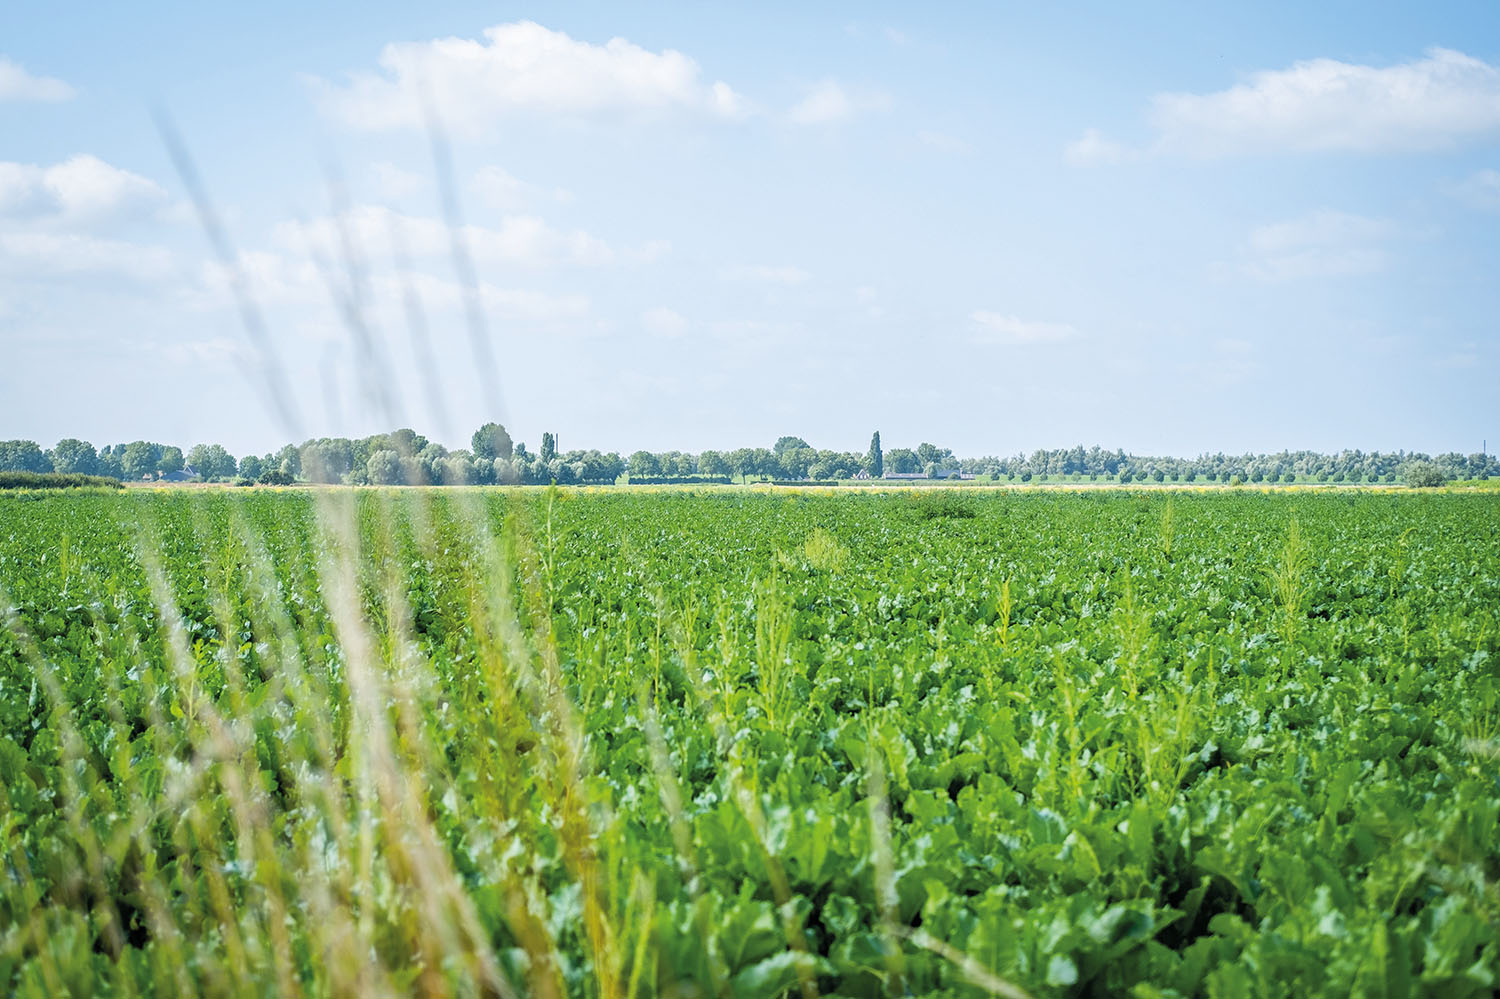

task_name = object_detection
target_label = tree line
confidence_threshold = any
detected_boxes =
[0,430,1492,486]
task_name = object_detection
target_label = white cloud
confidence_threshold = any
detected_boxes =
[311,21,749,135]
[0,155,167,225]
[0,57,74,102]
[1064,128,1134,166]
[368,162,425,201]
[642,306,688,337]
[1446,168,1500,210]
[1242,210,1393,281]
[789,80,858,124]
[1248,210,1391,253]
[0,232,176,281]
[195,248,590,323]
[403,271,590,321]
[278,204,617,268]
[470,165,572,211]
[970,312,1077,344]
[719,263,810,284]
[1071,48,1500,160]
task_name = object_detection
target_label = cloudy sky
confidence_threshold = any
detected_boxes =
[1,2,1496,458]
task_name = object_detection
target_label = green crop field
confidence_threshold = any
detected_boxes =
[1,488,1497,998]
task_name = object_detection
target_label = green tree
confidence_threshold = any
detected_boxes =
[275,444,302,479]
[867,432,883,477]
[471,422,514,462]
[122,441,161,480]
[779,447,816,480]
[540,432,556,463]
[367,449,403,485]
[0,440,53,474]
[916,442,951,467]
[727,448,756,481]
[238,455,264,480]
[628,451,661,478]
[187,444,237,481]
[49,439,98,475]
[698,450,729,477]
[773,436,810,457]
[96,446,125,479]
[1403,460,1448,488]
[887,448,918,474]
[385,428,428,456]
[438,455,473,485]
[158,446,185,476]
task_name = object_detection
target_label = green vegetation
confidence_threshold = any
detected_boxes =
[1402,461,1450,489]
[0,471,124,490]
[4,433,1494,486]
[1,489,1497,997]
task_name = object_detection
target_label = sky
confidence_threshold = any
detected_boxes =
[0,1,1496,459]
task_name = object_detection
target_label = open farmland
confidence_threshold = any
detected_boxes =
[1,488,1497,997]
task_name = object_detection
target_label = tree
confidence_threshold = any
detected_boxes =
[1403,460,1448,488]
[238,455,264,481]
[385,428,427,456]
[50,439,98,475]
[367,450,403,485]
[274,444,301,479]
[698,450,729,477]
[887,448,918,474]
[187,444,237,481]
[916,442,951,467]
[628,451,661,478]
[540,432,556,463]
[96,446,125,479]
[122,441,161,480]
[438,455,473,485]
[415,443,451,485]
[158,446,185,476]
[727,448,756,481]
[779,447,815,480]
[773,436,810,457]
[301,439,353,483]
[750,448,779,480]
[867,432,883,478]
[471,422,514,462]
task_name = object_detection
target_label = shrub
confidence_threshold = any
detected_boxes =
[0,471,123,490]
[1403,461,1448,488]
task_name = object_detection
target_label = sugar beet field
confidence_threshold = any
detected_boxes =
[0,488,1497,998]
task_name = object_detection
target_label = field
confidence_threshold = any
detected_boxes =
[1,488,1497,997]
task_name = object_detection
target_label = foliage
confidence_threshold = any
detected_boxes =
[471,421,514,462]
[14,432,1494,488]
[1,488,1497,997]
[47,440,97,476]
[1403,460,1449,489]
[0,471,122,490]
[0,440,52,474]
[186,443,237,481]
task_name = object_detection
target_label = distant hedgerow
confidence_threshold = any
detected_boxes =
[0,471,123,490]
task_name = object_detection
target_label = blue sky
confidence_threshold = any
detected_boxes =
[1,2,1496,458]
